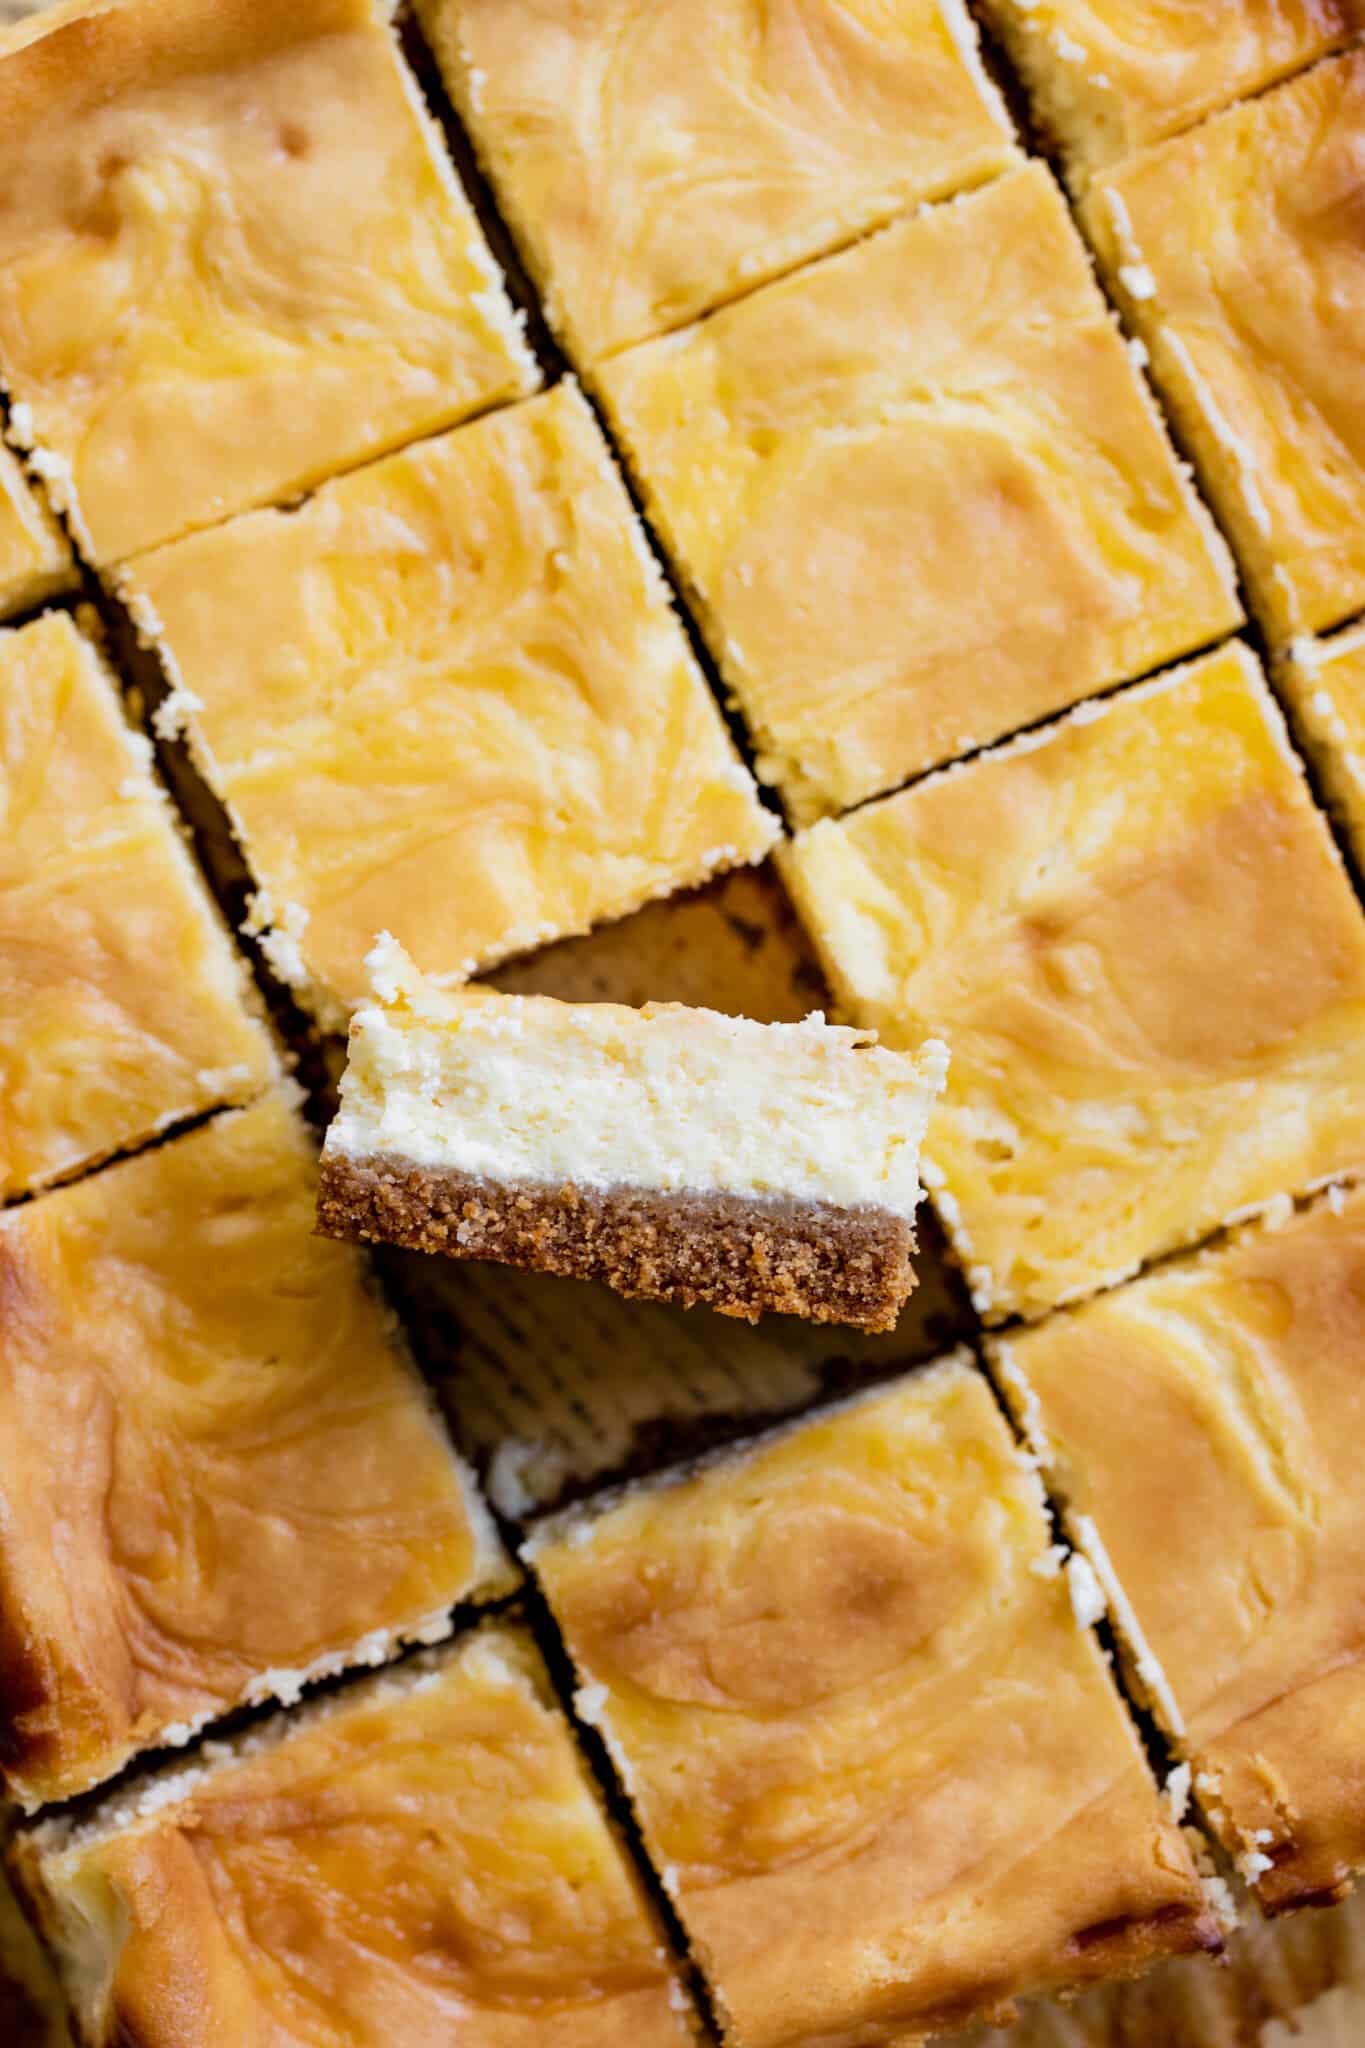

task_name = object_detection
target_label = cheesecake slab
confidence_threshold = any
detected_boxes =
[0,443,71,620]
[1083,52,1365,642]
[996,1183,1365,1916]
[598,162,1240,820]
[529,1358,1222,2048]
[15,1625,694,2048]
[120,383,777,1027]
[0,0,535,566]
[1282,622,1365,867]
[0,610,274,1202]
[0,1090,510,1811]
[318,937,947,1331]
[978,0,1360,185]
[417,0,1016,363]
[780,641,1365,1320]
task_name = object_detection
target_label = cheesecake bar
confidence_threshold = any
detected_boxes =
[0,611,273,1202]
[996,1182,1365,1916]
[0,1862,68,2048]
[780,641,1365,1320]
[0,1090,509,1810]
[1282,623,1365,868]
[0,0,535,566]
[1083,52,1365,642]
[0,443,71,620]
[15,1625,694,2048]
[977,0,1360,184]
[120,383,777,1027]
[598,163,1239,821]
[417,0,1016,364]
[529,1358,1221,2048]
[317,937,947,1331]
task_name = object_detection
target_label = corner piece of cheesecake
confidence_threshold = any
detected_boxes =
[317,937,948,1332]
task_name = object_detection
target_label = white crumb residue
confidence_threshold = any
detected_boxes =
[245,890,311,992]
[1158,326,1274,537]
[1163,1761,1192,1824]
[1328,1182,1347,1215]
[1030,1542,1068,1580]
[1127,335,1150,370]
[1072,1512,1187,1735]
[1237,1846,1275,1882]
[1290,633,1323,679]
[1260,1191,1295,1232]
[938,0,1017,137]
[6,398,34,448]
[151,682,204,741]
[1067,1549,1107,1629]
[486,1438,549,1521]
[994,1344,1053,1463]
[1118,262,1157,300]
[574,1681,609,1727]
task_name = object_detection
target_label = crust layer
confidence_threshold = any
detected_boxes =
[317,1153,916,1332]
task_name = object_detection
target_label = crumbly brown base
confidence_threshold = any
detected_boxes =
[317,1153,917,1332]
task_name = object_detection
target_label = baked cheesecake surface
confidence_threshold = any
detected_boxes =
[530,1359,1219,2047]
[978,0,1360,181]
[0,0,535,564]
[0,444,70,620]
[780,642,1365,1320]
[0,1091,508,1810]
[18,1627,693,2048]
[317,938,946,1329]
[600,163,1239,820]
[121,383,777,1026]
[419,0,1016,362]
[1283,624,1365,865]
[1083,51,1365,641]
[0,611,273,1201]
[998,1184,1365,1915]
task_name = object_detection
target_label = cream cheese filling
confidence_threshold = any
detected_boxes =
[327,937,947,1215]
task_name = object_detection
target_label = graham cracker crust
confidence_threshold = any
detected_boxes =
[317,1153,917,1331]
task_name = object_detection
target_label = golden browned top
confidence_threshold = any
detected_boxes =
[1000,1184,1365,1915]
[420,0,1016,363]
[1282,625,1365,867]
[25,1628,692,2048]
[121,383,777,1025]
[531,1359,1217,2048]
[780,643,1365,1323]
[599,163,1239,821]
[1083,51,1365,641]
[0,0,535,566]
[979,0,1360,182]
[0,444,71,620]
[0,611,273,1202]
[0,1091,508,1810]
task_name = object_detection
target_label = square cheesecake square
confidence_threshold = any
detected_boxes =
[0,443,71,621]
[0,0,535,567]
[0,610,274,1201]
[0,1090,510,1810]
[16,1625,694,2048]
[598,162,1240,822]
[119,382,777,1028]
[417,0,1017,364]
[530,1357,1221,2048]
[1083,52,1365,642]
[1282,621,1365,866]
[977,0,1360,184]
[780,641,1365,1321]
[995,1183,1365,1915]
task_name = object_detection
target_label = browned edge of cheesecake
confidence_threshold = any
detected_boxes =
[317,1153,916,1332]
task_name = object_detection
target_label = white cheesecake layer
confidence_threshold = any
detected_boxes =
[328,937,948,1216]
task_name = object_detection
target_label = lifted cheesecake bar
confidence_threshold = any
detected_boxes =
[15,1625,694,2048]
[317,939,947,1331]
[0,443,71,621]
